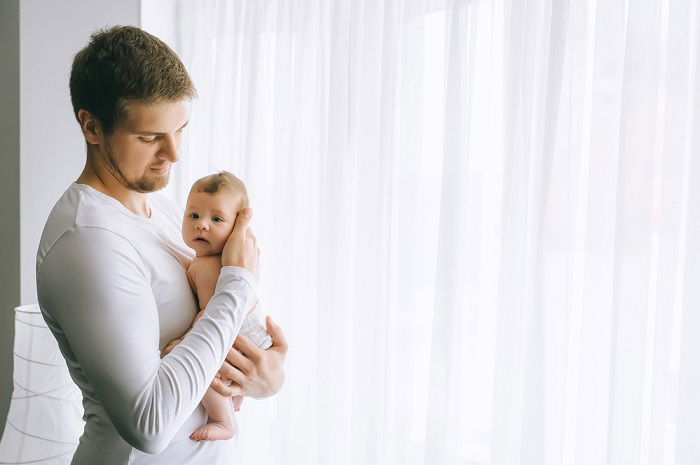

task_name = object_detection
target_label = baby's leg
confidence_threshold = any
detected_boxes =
[190,387,235,441]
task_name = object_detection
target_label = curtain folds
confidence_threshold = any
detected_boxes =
[142,0,699,463]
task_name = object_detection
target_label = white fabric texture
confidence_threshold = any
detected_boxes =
[32,183,256,464]
[137,0,700,464]
[239,305,273,349]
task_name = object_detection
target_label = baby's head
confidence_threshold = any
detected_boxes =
[182,171,249,257]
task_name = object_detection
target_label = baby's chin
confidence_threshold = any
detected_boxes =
[185,239,225,257]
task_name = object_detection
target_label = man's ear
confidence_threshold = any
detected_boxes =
[77,109,102,145]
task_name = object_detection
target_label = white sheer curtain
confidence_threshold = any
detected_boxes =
[142,1,700,464]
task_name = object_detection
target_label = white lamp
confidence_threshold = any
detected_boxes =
[0,305,84,464]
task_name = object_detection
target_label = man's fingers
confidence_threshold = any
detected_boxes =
[217,318,287,399]
[225,345,255,374]
[211,377,242,397]
[228,383,242,397]
[246,227,257,245]
[222,207,259,278]
[218,361,245,384]
[266,316,289,354]
[233,334,263,363]
[232,207,253,238]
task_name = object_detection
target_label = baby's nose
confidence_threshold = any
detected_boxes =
[195,221,208,230]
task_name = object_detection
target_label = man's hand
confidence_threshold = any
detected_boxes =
[210,316,288,399]
[221,207,260,280]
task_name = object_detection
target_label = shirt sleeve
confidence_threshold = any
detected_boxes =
[36,226,255,454]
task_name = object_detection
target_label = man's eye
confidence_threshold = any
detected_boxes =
[189,213,199,219]
[212,217,223,222]
[139,136,158,144]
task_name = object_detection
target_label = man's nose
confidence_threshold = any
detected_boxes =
[159,134,180,163]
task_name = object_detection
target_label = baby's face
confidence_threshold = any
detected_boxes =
[182,189,244,256]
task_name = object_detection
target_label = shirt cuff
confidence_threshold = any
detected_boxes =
[218,265,257,291]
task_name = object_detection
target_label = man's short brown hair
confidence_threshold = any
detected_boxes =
[69,25,196,134]
[192,171,249,209]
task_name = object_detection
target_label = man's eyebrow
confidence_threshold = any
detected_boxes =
[132,120,189,136]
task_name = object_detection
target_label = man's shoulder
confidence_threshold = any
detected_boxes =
[38,184,145,264]
[45,183,142,230]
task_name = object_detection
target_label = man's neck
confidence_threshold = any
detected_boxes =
[76,161,151,218]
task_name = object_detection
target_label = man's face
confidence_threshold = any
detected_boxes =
[182,190,244,256]
[98,100,189,193]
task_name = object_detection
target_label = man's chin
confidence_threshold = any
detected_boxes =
[130,173,169,193]
[149,174,169,192]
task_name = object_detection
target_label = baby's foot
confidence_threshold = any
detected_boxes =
[190,420,235,441]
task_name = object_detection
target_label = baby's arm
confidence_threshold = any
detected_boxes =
[162,258,225,356]
[187,255,222,311]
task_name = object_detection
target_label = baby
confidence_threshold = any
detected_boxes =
[177,171,272,441]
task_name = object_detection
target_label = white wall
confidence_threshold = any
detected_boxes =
[20,0,141,305]
[0,0,141,436]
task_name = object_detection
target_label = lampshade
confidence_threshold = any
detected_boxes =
[0,305,84,464]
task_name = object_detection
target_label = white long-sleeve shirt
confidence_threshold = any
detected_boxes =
[36,183,255,464]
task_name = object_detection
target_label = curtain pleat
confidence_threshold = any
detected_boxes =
[139,0,700,463]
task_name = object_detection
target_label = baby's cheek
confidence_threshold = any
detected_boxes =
[212,234,229,252]
[221,226,235,241]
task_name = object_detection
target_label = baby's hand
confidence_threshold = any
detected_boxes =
[162,337,182,357]
[233,395,244,411]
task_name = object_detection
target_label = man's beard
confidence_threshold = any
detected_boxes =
[103,143,169,193]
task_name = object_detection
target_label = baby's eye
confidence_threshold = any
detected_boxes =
[212,216,223,222]
[189,213,199,219]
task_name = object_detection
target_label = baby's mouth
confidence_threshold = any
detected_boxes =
[194,237,209,244]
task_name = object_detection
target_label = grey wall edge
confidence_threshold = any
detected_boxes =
[0,0,21,439]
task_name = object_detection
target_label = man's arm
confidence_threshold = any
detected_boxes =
[37,227,256,454]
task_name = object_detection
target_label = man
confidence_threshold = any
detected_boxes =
[35,26,287,464]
